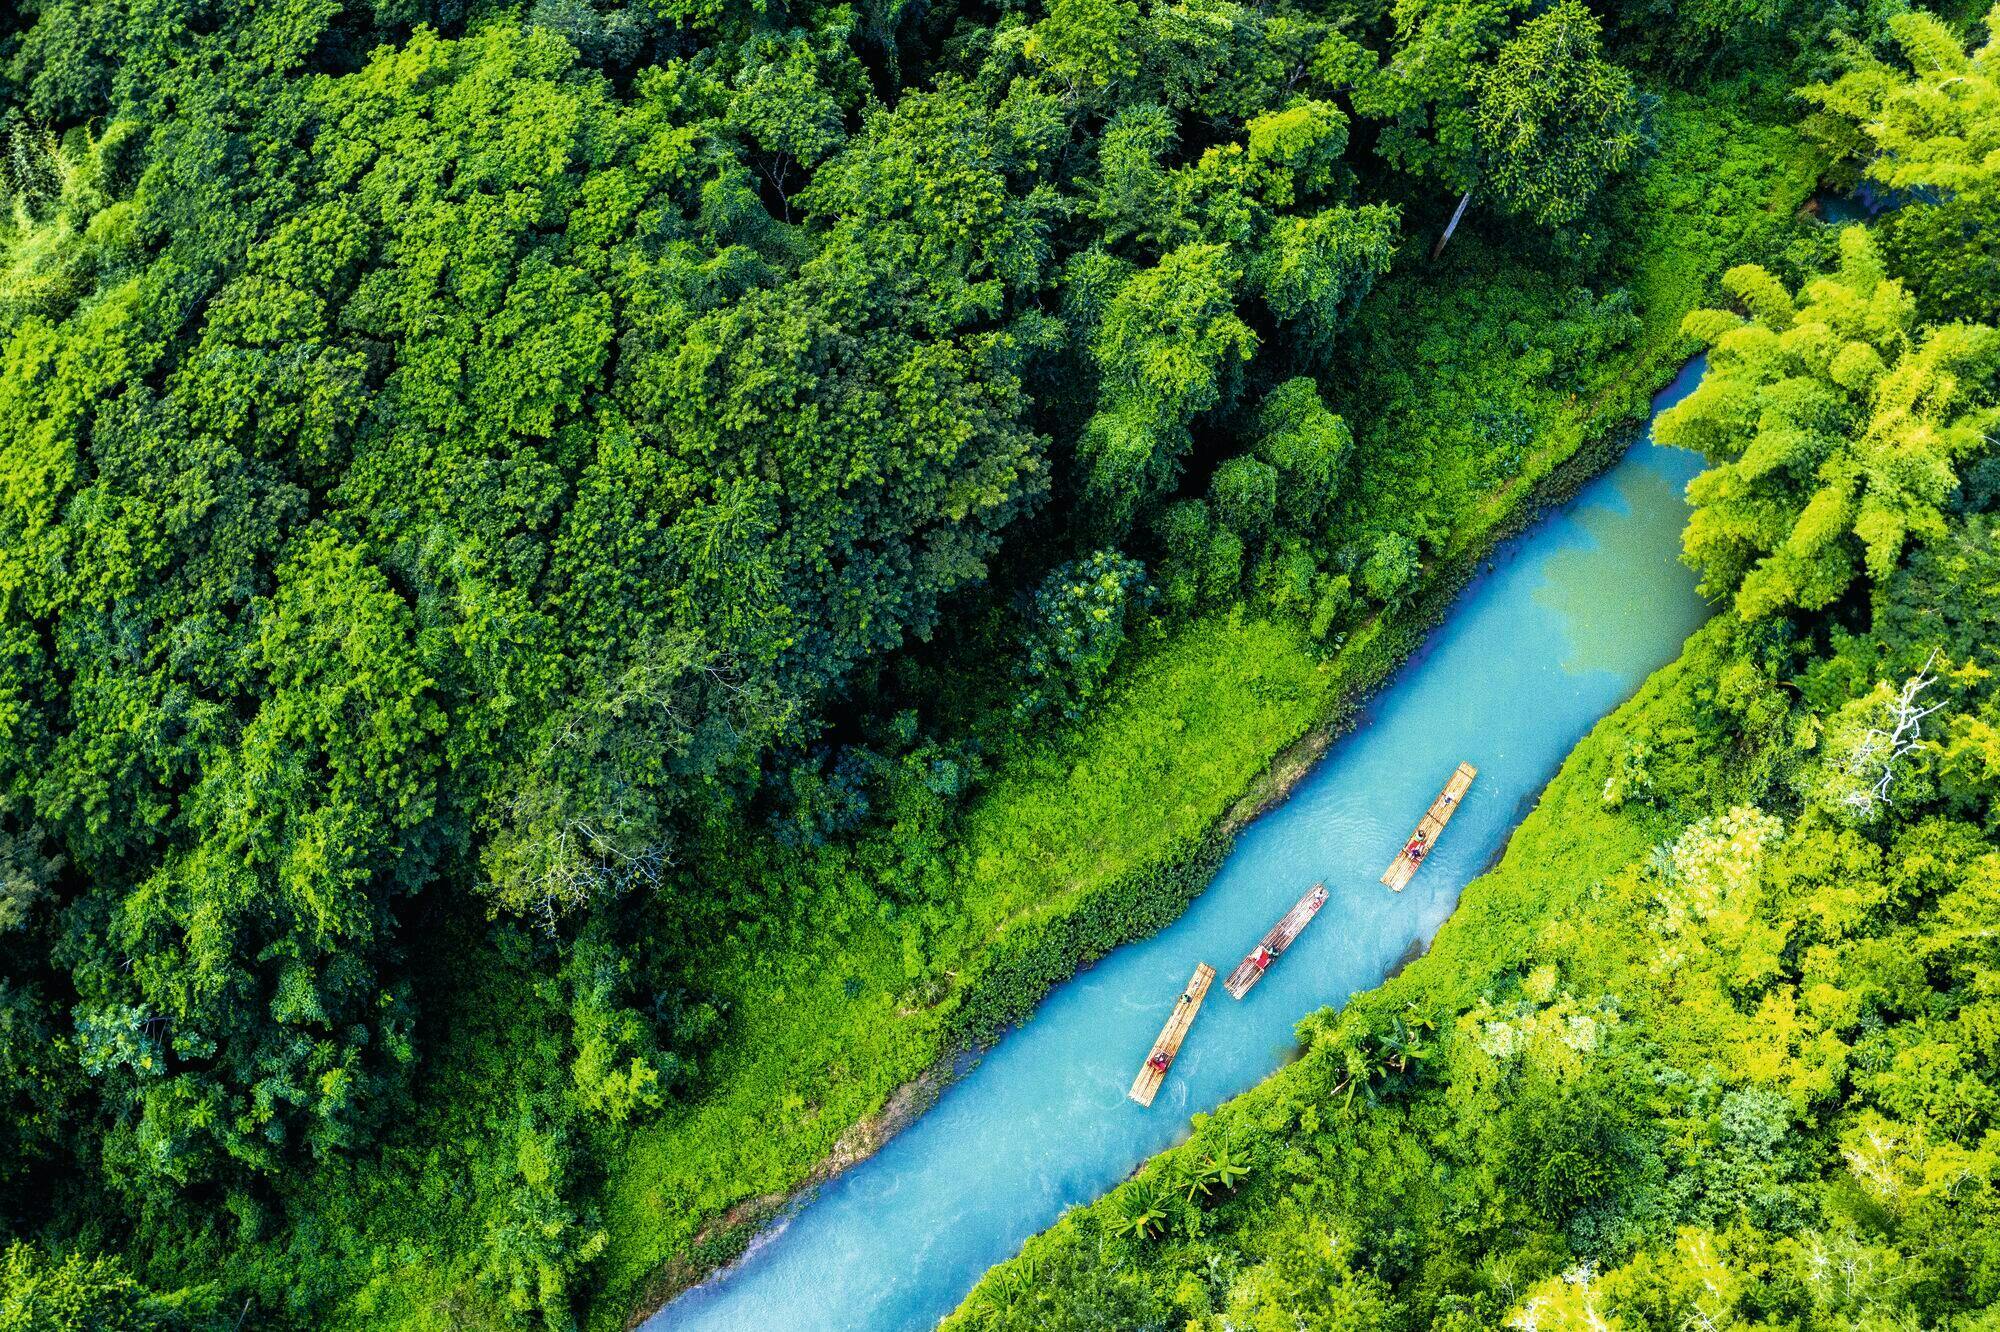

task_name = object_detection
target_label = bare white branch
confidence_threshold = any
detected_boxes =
[1840,648,1946,819]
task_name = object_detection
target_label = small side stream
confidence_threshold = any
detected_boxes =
[646,358,1716,1332]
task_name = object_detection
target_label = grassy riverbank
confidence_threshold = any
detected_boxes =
[947,503,2000,1328]
[575,87,1821,1332]
[940,607,1712,1330]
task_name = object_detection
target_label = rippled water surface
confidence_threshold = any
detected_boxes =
[646,357,1715,1332]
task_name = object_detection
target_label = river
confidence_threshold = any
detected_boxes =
[645,356,1716,1332]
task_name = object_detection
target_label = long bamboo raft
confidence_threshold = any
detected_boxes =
[1128,963,1215,1107]
[1381,762,1477,891]
[1222,883,1329,999]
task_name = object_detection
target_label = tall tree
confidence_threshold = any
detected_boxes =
[1353,0,1640,253]
[1079,243,1257,526]
[1469,0,1640,231]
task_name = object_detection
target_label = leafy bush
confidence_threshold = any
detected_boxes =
[1015,551,1152,724]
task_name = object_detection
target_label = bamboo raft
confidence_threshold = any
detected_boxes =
[1128,963,1215,1107]
[1222,883,1329,999]
[1381,762,1477,891]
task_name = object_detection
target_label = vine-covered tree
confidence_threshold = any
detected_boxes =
[1014,551,1151,722]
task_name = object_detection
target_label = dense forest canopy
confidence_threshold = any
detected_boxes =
[0,0,1989,1324]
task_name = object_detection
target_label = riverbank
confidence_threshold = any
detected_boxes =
[633,352,1716,1331]
[588,87,1823,1332]
[940,609,1720,1330]
[942,435,1997,1328]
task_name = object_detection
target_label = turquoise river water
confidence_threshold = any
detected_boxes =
[645,356,1716,1332]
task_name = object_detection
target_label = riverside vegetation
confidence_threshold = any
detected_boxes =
[0,0,1979,1329]
[949,11,2000,1330]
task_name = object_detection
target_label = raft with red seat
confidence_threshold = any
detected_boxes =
[1381,762,1477,891]
[1129,962,1215,1107]
[1223,882,1329,999]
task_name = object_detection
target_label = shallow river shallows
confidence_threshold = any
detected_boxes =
[647,357,1716,1332]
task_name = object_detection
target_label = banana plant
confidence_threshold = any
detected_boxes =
[1205,1142,1252,1192]
[967,1250,1040,1325]
[1109,1174,1172,1240]
[1181,1156,1218,1204]
[1181,1143,1250,1203]
[1379,1018,1430,1074]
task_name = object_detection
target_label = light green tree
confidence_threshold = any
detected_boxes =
[1025,0,1143,94]
[1807,6,2000,322]
[1081,243,1257,525]
[1252,204,1399,352]
[1807,5,2000,209]
[1658,228,2000,619]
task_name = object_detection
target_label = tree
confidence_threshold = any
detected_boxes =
[1353,0,1530,197]
[1251,205,1400,352]
[526,0,646,69]
[723,29,866,221]
[1360,532,1421,605]
[1658,228,2000,619]
[0,121,143,326]
[1141,0,1284,120]
[1026,0,1143,94]
[1807,7,2000,322]
[800,75,1064,328]
[1088,104,1179,249]
[1194,1213,1398,1331]
[1880,515,2000,820]
[0,16,1062,1235]
[1252,377,1352,532]
[1211,455,1279,540]
[1244,99,1349,208]
[1812,652,1946,823]
[1187,1141,1251,1198]
[0,1244,146,1332]
[1015,551,1150,723]
[0,798,61,935]
[0,978,80,1225]
[1203,527,1249,601]
[477,1111,609,1328]
[1500,1070,1642,1216]
[0,1243,216,1332]
[1081,244,1257,525]
[1151,499,1213,613]
[1469,0,1641,231]
[1353,0,1639,253]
